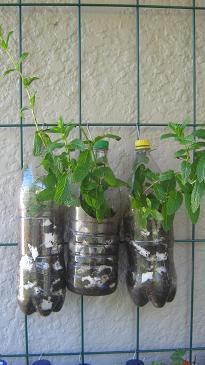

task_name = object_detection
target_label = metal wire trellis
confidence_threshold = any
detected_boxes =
[0,0,203,364]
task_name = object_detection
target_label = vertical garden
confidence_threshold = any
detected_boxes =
[0,0,205,364]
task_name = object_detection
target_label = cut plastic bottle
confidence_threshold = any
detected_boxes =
[17,164,66,316]
[124,139,177,308]
[67,140,121,296]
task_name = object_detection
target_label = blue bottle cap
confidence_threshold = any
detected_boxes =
[126,360,144,365]
[32,361,51,365]
[0,360,7,365]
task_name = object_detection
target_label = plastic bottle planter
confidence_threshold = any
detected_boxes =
[17,167,66,316]
[124,213,177,308]
[126,360,144,365]
[67,207,120,296]
[32,361,51,365]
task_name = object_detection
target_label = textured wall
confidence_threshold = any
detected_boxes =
[0,0,205,364]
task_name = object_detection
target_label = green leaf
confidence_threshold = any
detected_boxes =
[153,183,166,201]
[37,188,55,202]
[194,129,205,139]
[166,190,183,215]
[171,349,186,365]
[161,204,174,231]
[19,52,29,64]
[196,155,205,183]
[54,173,67,204]
[46,126,61,133]
[95,166,126,188]
[6,30,13,47]
[191,181,205,213]
[64,123,76,137]
[3,68,15,76]
[159,170,175,181]
[145,169,159,181]
[81,177,96,192]
[175,149,187,158]
[20,106,30,118]
[33,131,51,156]
[57,116,65,133]
[40,132,51,149]
[146,197,151,208]
[30,92,36,109]
[68,138,85,151]
[54,173,79,207]
[41,153,54,172]
[151,209,163,222]
[160,133,176,140]
[42,173,57,188]
[184,192,200,224]
[181,160,191,182]
[33,131,43,156]
[23,76,39,87]
[191,141,205,149]
[73,150,93,182]
[168,121,188,134]
[0,39,7,50]
[46,141,64,153]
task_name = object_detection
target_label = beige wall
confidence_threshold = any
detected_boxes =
[0,1,205,364]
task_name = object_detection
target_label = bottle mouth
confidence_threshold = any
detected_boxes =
[135,139,151,150]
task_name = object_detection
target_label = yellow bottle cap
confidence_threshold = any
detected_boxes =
[135,139,151,150]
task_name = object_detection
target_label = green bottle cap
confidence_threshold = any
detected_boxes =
[93,140,109,150]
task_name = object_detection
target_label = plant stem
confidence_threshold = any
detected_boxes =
[0,34,41,136]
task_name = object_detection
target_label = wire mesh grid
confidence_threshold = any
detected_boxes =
[0,0,203,364]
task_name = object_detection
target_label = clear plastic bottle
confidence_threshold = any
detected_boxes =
[124,139,177,308]
[67,140,121,296]
[17,163,66,316]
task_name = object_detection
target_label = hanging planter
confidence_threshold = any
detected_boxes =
[66,139,125,296]
[126,360,144,365]
[124,139,177,308]
[32,360,51,365]
[17,165,66,316]
[67,206,120,295]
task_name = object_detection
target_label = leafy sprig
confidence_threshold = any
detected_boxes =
[0,26,41,133]
[161,121,205,225]
[34,122,127,221]
[131,120,205,232]
[130,155,182,231]
[151,349,188,365]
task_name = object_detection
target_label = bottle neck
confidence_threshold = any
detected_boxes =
[135,148,150,155]
[94,148,108,162]
[134,148,151,166]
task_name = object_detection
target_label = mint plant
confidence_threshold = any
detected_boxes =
[34,121,126,221]
[130,158,181,231]
[130,120,205,232]
[0,26,126,221]
[161,121,205,225]
[151,349,187,365]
